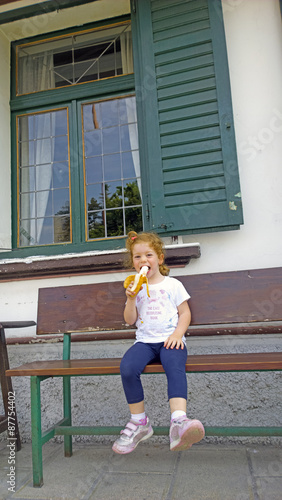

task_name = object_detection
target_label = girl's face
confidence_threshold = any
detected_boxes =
[132,242,164,283]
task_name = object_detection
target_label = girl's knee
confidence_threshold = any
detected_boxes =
[120,357,138,380]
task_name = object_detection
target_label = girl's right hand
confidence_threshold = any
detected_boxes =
[125,281,138,300]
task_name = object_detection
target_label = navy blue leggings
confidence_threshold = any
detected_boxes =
[120,342,188,404]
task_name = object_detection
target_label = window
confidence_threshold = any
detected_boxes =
[17,23,132,94]
[18,108,71,246]
[13,19,143,249]
[82,98,142,240]
[10,1,243,256]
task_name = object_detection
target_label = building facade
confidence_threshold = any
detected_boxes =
[0,0,281,441]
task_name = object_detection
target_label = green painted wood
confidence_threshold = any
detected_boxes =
[62,336,73,456]
[10,75,135,113]
[161,130,221,151]
[54,425,282,437]
[63,376,72,457]
[130,0,167,231]
[135,0,244,235]
[0,0,100,25]
[164,163,224,183]
[30,377,43,488]
[151,0,207,13]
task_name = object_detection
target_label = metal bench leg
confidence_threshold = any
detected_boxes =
[30,376,43,487]
[0,325,21,451]
[62,334,72,457]
[63,375,72,457]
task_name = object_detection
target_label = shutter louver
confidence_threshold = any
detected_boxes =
[132,0,243,234]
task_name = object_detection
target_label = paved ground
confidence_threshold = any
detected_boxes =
[0,439,282,500]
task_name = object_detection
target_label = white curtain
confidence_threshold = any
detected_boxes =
[120,31,133,74]
[19,52,55,94]
[34,115,53,243]
[120,33,141,197]
[19,54,55,245]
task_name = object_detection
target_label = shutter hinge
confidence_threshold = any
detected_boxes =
[146,203,150,221]
[157,223,174,231]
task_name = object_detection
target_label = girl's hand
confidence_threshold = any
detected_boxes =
[124,282,138,325]
[164,333,184,350]
[125,281,142,300]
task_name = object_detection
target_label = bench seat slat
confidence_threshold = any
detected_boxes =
[6,352,282,376]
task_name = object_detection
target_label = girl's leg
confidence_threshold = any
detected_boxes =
[160,345,205,451]
[120,342,159,406]
[112,342,158,455]
[159,343,188,403]
[169,397,187,414]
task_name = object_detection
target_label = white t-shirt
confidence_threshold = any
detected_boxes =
[134,276,190,344]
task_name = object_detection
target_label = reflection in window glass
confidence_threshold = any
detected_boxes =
[82,96,143,240]
[17,109,71,246]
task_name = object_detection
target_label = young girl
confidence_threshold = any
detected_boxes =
[112,231,205,454]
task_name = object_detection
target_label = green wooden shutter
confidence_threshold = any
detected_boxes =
[132,0,243,235]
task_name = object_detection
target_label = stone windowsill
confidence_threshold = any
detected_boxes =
[0,243,200,281]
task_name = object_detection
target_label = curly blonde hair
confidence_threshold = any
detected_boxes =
[125,231,169,276]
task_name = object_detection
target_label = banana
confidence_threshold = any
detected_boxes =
[123,266,150,297]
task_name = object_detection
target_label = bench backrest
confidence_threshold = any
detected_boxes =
[37,267,282,337]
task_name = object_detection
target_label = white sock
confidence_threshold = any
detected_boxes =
[171,410,186,420]
[131,412,146,423]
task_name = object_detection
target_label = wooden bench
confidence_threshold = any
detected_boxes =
[6,267,282,487]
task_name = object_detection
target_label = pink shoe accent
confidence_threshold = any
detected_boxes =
[112,416,153,454]
[170,416,205,451]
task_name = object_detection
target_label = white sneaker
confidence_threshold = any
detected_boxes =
[170,416,205,451]
[112,417,153,454]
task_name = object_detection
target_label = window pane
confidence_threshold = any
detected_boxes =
[88,211,105,239]
[87,184,104,211]
[83,104,102,132]
[102,127,120,155]
[84,130,102,157]
[105,181,122,208]
[124,180,142,206]
[17,108,71,246]
[51,110,68,136]
[125,207,143,234]
[82,95,143,240]
[53,162,69,188]
[36,191,52,218]
[106,209,123,237]
[19,140,35,167]
[20,166,35,192]
[103,154,121,181]
[85,157,103,184]
[54,216,71,243]
[35,139,52,164]
[19,219,36,246]
[20,193,35,220]
[34,113,51,138]
[17,22,132,95]
[36,164,52,191]
[52,136,69,162]
[122,151,139,179]
[53,188,69,215]
[101,100,119,128]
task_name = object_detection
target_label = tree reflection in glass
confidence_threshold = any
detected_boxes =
[83,96,143,240]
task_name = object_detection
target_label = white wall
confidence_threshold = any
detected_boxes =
[182,0,282,274]
[0,0,131,41]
